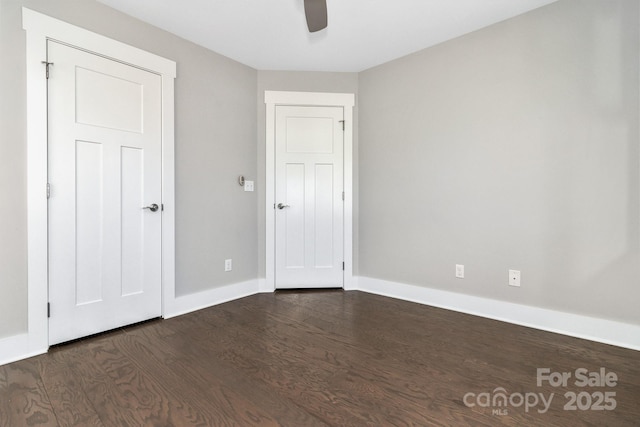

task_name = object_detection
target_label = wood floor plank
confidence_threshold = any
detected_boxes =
[79,334,221,426]
[59,337,154,427]
[211,297,550,426]
[0,358,58,426]
[164,325,364,426]
[123,320,324,426]
[183,299,509,425]
[35,347,104,427]
[123,323,330,427]
[1,290,638,426]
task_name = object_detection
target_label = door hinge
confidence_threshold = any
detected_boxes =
[41,61,54,79]
[342,262,345,271]
[47,303,50,318]
[46,183,51,199]
[342,191,345,201]
[339,120,345,131]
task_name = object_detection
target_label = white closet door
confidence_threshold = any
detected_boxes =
[48,41,162,344]
[274,105,344,288]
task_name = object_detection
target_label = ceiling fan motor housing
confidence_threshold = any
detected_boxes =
[304,0,328,32]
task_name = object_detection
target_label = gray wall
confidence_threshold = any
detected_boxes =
[0,0,29,337]
[256,71,359,279]
[0,0,258,338]
[359,0,640,324]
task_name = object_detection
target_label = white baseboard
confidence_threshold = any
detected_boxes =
[163,279,259,319]
[258,278,273,293]
[355,276,640,352]
[0,333,47,367]
[344,275,359,291]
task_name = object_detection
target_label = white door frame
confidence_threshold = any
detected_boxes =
[264,91,355,292]
[22,8,176,355]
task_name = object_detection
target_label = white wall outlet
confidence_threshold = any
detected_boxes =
[455,264,464,279]
[509,269,521,287]
[225,259,232,272]
[244,180,254,192]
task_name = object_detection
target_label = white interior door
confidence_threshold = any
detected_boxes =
[275,105,344,288]
[48,41,162,345]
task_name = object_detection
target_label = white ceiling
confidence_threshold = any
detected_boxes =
[96,0,558,72]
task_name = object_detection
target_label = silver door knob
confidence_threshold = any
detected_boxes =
[277,203,290,210]
[143,203,159,212]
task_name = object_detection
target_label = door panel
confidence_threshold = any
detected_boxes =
[75,140,104,305]
[48,41,162,345]
[285,163,306,269]
[75,66,143,132]
[275,106,344,288]
[121,146,145,296]
[314,163,334,268]
[286,117,334,153]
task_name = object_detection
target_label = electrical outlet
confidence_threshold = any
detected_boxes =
[509,269,521,287]
[225,259,232,272]
[244,180,254,192]
[455,264,464,279]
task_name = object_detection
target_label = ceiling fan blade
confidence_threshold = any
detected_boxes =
[304,0,328,32]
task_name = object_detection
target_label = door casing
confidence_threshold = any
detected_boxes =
[23,8,176,355]
[264,91,355,292]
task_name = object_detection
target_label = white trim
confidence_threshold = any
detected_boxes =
[22,8,176,77]
[343,275,359,291]
[160,74,177,318]
[355,276,640,351]
[163,280,259,319]
[0,333,45,367]
[21,12,49,361]
[265,91,355,108]
[8,8,176,365]
[264,91,355,292]
[258,278,272,293]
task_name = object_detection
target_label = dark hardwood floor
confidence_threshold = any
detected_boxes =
[1,290,638,426]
